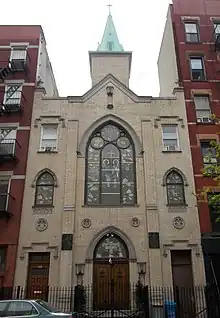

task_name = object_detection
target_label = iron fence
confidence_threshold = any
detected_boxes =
[0,284,219,317]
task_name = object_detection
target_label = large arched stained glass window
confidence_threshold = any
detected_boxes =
[85,123,136,205]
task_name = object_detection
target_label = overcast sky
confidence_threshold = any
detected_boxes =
[1,0,171,97]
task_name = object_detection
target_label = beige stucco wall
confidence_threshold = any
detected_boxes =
[158,7,179,97]
[14,78,205,288]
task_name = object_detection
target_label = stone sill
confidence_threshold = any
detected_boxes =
[162,150,182,153]
[82,204,140,208]
[37,151,58,154]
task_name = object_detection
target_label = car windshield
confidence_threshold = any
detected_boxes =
[35,300,61,313]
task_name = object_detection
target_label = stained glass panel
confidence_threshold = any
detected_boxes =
[35,185,54,206]
[166,171,185,205]
[37,172,54,185]
[167,184,185,205]
[86,123,136,205]
[166,171,182,184]
[95,235,128,259]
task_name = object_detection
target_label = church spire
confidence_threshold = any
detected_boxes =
[97,5,124,52]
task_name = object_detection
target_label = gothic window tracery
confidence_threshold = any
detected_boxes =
[85,123,136,205]
[166,170,185,206]
[94,234,128,259]
[35,172,55,206]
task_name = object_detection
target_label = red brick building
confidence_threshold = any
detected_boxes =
[158,0,220,286]
[0,26,57,286]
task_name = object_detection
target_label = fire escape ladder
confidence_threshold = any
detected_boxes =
[5,85,21,104]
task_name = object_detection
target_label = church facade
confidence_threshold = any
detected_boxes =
[14,12,205,292]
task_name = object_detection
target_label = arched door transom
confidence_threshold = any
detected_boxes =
[94,233,129,260]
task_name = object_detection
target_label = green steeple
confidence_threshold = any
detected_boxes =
[97,8,124,52]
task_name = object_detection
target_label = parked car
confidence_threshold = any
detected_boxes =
[0,299,73,317]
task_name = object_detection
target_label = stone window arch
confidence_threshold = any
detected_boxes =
[164,169,186,206]
[85,121,136,206]
[34,170,57,206]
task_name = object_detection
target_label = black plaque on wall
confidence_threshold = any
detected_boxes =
[149,232,160,249]
[61,234,73,251]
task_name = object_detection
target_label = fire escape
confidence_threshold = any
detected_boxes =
[0,48,27,217]
[0,47,29,113]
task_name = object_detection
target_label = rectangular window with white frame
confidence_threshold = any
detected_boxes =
[40,125,58,152]
[0,177,10,213]
[214,23,220,40]
[0,128,17,156]
[162,125,180,151]
[194,95,211,123]
[4,85,22,107]
[184,22,199,42]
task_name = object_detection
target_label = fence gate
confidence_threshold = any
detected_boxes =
[74,283,148,318]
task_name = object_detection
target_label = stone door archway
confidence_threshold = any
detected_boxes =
[93,233,130,310]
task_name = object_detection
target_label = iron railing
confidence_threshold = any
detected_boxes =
[0,284,219,317]
[0,139,21,159]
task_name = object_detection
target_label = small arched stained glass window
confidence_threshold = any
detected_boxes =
[166,171,185,206]
[35,172,55,206]
[85,123,136,205]
[94,234,128,259]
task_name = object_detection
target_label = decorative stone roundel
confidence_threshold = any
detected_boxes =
[173,216,185,230]
[81,218,91,228]
[132,217,140,227]
[36,218,48,232]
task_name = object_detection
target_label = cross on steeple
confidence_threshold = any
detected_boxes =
[107,4,112,15]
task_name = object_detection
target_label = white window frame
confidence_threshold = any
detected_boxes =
[3,84,22,106]
[214,23,220,38]
[184,22,199,42]
[0,128,17,155]
[162,125,180,151]
[194,95,211,123]
[190,57,206,81]
[40,125,58,152]
[0,177,11,212]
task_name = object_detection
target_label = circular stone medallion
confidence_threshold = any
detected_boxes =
[82,218,92,228]
[132,217,140,227]
[36,218,48,232]
[173,216,185,229]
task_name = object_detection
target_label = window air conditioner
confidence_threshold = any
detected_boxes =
[164,145,179,151]
[197,117,212,123]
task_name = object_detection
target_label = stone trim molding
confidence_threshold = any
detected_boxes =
[162,167,188,187]
[78,114,143,157]
[154,116,185,128]
[85,226,137,261]
[34,115,66,128]
[162,240,201,257]
[20,242,58,260]
[31,168,58,188]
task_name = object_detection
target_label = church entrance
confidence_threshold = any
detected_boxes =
[93,233,130,310]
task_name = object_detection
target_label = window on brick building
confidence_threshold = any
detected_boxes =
[201,141,217,166]
[208,193,220,232]
[184,23,199,42]
[190,57,206,81]
[162,125,180,151]
[40,125,58,152]
[0,247,6,272]
[194,95,211,123]
[214,23,220,39]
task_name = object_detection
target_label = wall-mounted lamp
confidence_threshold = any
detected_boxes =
[137,262,146,275]
[75,263,85,276]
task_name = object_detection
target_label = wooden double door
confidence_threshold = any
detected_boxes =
[93,261,129,310]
